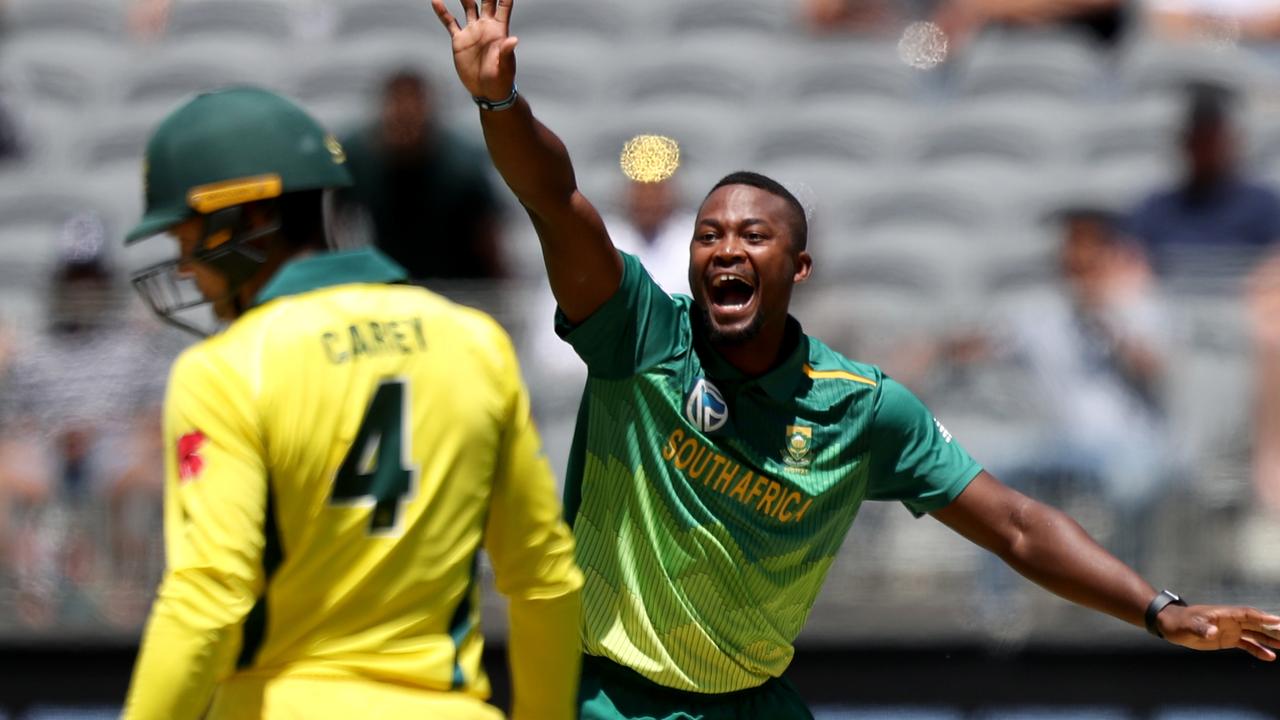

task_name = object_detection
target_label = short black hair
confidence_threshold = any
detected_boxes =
[705,171,808,250]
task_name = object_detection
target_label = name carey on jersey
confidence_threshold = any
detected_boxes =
[321,316,427,364]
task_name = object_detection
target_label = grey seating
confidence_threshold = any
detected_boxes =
[812,706,964,720]
[907,99,1076,169]
[124,40,285,107]
[165,0,294,39]
[510,0,628,40]
[1119,39,1273,98]
[0,172,116,273]
[781,40,922,104]
[0,35,131,110]
[7,0,126,39]
[954,30,1107,100]
[664,0,791,35]
[334,0,441,39]
[619,49,761,110]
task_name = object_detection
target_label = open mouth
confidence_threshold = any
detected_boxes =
[707,273,756,310]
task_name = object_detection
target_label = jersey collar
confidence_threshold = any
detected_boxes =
[255,247,408,305]
[694,314,810,402]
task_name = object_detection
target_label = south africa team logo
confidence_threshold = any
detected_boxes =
[783,425,813,472]
[685,378,728,433]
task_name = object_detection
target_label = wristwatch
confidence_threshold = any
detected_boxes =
[1145,589,1187,638]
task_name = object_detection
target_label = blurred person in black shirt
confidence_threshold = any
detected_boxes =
[339,70,504,280]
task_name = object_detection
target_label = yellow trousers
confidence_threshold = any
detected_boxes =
[208,675,506,720]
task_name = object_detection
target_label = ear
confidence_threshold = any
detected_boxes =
[793,250,813,284]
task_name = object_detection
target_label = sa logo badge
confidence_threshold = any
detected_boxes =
[783,425,813,472]
[685,377,728,433]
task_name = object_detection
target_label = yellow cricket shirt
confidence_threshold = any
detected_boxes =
[123,248,582,720]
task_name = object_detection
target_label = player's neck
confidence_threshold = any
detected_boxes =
[711,321,792,378]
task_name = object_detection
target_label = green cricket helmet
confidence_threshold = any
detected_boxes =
[127,86,353,335]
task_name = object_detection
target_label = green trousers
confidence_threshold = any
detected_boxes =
[577,655,815,720]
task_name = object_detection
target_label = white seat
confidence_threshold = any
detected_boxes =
[124,40,286,107]
[7,0,125,38]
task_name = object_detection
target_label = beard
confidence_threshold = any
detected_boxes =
[696,302,765,347]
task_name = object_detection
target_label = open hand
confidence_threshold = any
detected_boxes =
[431,0,518,102]
[1158,604,1280,661]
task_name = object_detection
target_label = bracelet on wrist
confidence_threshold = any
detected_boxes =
[1144,589,1187,639]
[473,84,518,112]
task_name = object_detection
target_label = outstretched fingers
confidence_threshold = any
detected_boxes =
[495,0,514,24]
[1236,635,1276,661]
[430,0,461,34]
[459,0,480,22]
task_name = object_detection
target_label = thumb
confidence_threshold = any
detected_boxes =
[501,36,519,58]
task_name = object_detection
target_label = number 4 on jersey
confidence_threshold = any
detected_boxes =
[331,380,414,534]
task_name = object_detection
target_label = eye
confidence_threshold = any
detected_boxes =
[696,231,717,243]
[746,232,766,242]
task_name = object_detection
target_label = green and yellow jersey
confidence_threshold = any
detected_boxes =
[124,248,582,720]
[558,253,981,694]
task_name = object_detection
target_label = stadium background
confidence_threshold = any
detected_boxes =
[2,0,1280,717]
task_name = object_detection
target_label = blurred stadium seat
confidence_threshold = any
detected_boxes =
[164,0,294,40]
[954,30,1107,101]
[6,0,126,39]
[123,39,287,108]
[333,0,441,39]
[784,40,923,104]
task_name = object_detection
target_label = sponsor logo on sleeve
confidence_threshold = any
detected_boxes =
[933,418,953,444]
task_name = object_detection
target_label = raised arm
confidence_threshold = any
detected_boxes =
[934,472,1280,659]
[431,0,623,323]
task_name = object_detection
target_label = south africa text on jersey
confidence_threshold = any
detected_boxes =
[322,316,428,364]
[662,428,813,524]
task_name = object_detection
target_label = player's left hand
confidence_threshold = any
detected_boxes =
[1157,604,1280,661]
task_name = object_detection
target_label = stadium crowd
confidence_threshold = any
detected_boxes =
[0,0,1279,650]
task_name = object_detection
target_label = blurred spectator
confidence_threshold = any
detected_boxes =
[1128,85,1280,282]
[933,0,1130,48]
[526,177,693,371]
[801,0,902,33]
[1250,253,1280,512]
[800,0,1129,47]
[338,70,505,281]
[609,178,694,296]
[0,215,178,629]
[911,209,1174,574]
[1147,0,1280,41]
[0,94,22,165]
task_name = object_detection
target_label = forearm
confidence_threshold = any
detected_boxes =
[507,590,582,720]
[123,580,241,720]
[479,98,579,219]
[996,495,1156,627]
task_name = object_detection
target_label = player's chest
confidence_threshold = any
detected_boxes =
[637,370,868,527]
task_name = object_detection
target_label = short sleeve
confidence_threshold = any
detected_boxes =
[554,252,687,379]
[867,377,982,516]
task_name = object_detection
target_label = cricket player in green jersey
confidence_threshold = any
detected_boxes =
[433,1,1280,717]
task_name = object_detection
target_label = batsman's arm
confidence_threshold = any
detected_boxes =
[933,472,1280,660]
[432,0,622,324]
[123,351,268,720]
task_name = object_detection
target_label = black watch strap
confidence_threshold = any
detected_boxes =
[1145,589,1187,638]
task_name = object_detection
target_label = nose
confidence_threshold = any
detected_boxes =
[711,234,747,265]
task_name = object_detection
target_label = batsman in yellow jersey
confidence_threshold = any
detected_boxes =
[118,87,583,720]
